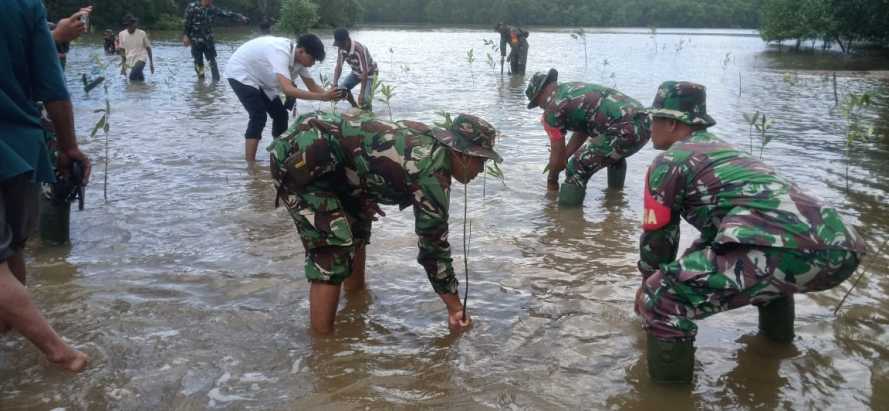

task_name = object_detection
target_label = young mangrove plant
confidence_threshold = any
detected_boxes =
[483,39,500,74]
[839,92,875,192]
[377,82,395,121]
[466,48,476,86]
[86,53,113,202]
[742,110,773,158]
[570,28,589,73]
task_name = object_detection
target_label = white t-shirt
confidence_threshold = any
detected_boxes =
[224,36,311,100]
[118,29,150,67]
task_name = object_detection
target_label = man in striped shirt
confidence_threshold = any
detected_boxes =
[332,28,378,109]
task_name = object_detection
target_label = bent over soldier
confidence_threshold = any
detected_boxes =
[526,68,650,206]
[268,111,503,335]
[636,81,866,384]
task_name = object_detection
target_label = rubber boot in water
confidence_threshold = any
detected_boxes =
[38,195,71,245]
[209,58,221,81]
[758,295,795,343]
[558,183,585,207]
[647,333,694,384]
[607,158,628,189]
[194,63,205,79]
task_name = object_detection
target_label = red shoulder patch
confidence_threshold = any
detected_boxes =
[642,171,671,231]
[542,115,565,143]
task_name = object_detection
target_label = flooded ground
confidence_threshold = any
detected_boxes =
[1,27,888,410]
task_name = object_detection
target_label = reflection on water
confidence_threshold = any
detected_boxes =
[1,28,888,409]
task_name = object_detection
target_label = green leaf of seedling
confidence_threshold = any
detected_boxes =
[90,114,106,138]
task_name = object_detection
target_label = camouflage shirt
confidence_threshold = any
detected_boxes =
[542,82,644,137]
[183,2,243,44]
[271,111,458,294]
[638,131,866,276]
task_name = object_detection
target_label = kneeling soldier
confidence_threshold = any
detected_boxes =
[636,82,866,383]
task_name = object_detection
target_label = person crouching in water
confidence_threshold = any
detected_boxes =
[269,111,503,335]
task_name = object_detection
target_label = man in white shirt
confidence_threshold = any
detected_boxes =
[118,15,153,82]
[225,34,341,162]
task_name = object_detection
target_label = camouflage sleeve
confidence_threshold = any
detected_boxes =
[412,170,458,295]
[638,156,686,277]
[543,109,564,132]
[638,217,680,277]
[183,4,194,37]
[212,6,243,20]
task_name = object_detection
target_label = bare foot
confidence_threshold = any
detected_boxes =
[49,350,89,373]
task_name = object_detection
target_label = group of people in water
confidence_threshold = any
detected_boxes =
[1,0,867,386]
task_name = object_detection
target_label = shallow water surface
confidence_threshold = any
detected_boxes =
[1,27,888,410]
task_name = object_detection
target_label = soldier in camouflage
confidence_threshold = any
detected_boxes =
[637,81,866,383]
[268,110,502,335]
[182,0,248,81]
[525,69,650,206]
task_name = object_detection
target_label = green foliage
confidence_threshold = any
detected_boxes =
[760,0,889,52]
[278,0,319,35]
[377,83,395,121]
[838,92,875,190]
[360,0,761,28]
[46,0,772,31]
[743,111,773,159]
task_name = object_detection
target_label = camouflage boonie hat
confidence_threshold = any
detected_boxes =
[525,68,558,109]
[431,114,503,163]
[647,81,716,127]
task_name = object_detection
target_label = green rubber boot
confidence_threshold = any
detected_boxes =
[607,158,628,189]
[758,295,795,343]
[38,195,71,245]
[647,333,694,384]
[558,183,586,207]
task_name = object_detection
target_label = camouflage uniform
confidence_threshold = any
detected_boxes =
[540,82,650,189]
[637,82,865,341]
[183,1,245,80]
[268,111,501,295]
[497,24,529,75]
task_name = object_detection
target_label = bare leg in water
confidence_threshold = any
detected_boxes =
[310,244,367,335]
[0,260,88,372]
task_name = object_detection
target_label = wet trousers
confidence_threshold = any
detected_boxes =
[564,114,650,188]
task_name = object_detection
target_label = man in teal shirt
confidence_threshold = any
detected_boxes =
[0,0,91,372]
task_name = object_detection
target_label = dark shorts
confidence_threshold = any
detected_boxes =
[228,79,288,140]
[129,61,146,82]
[0,173,40,263]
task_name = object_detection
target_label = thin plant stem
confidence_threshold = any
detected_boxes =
[834,236,889,315]
[462,183,470,321]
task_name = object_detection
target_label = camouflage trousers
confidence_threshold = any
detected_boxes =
[636,245,859,341]
[285,172,373,284]
[564,114,650,188]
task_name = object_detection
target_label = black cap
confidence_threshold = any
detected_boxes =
[333,28,349,47]
[123,14,137,24]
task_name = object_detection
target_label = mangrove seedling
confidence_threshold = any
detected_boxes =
[377,82,395,121]
[466,48,476,86]
[743,111,760,155]
[482,39,500,74]
[570,28,589,73]
[839,92,875,191]
[649,26,658,53]
[754,113,774,159]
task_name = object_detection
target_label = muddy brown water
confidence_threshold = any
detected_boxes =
[1,27,888,410]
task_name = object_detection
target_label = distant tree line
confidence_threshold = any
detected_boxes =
[43,0,889,53]
[760,0,889,52]
[46,0,763,32]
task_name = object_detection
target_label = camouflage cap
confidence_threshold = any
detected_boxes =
[431,114,503,163]
[646,81,716,127]
[525,68,558,109]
